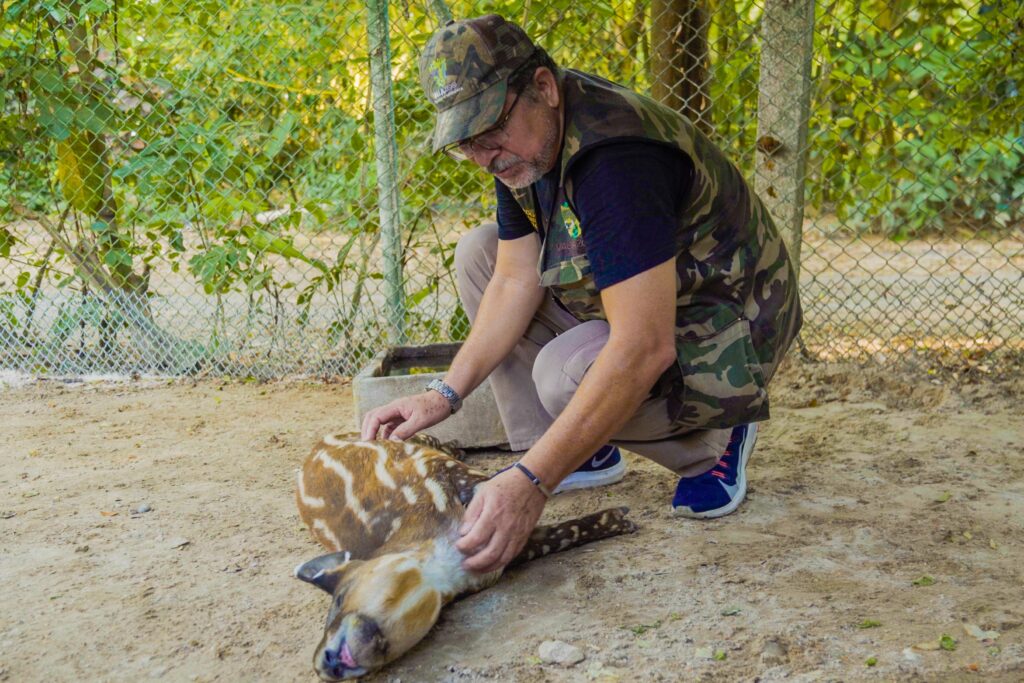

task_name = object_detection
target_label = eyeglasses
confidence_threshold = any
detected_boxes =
[442,91,522,162]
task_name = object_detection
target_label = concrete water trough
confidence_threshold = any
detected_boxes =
[352,343,508,449]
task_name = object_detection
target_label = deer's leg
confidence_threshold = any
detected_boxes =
[509,507,637,567]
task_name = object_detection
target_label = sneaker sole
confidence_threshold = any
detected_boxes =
[671,423,758,519]
[554,458,627,494]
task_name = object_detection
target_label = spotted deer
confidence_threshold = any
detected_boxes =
[294,433,636,681]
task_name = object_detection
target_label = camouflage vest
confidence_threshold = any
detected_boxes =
[509,70,802,431]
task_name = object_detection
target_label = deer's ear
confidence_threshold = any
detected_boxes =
[294,551,360,594]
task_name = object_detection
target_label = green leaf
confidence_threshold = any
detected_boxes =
[0,227,16,258]
[407,280,437,308]
[75,98,117,135]
[865,656,877,666]
[35,69,65,94]
[303,201,328,225]
[913,575,935,586]
[103,248,132,269]
[266,112,297,158]
[15,271,31,289]
[79,0,113,16]
[858,619,882,629]
[940,634,957,651]
[246,227,328,274]
[623,621,661,635]
[836,116,856,129]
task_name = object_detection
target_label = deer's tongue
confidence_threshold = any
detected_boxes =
[340,641,358,669]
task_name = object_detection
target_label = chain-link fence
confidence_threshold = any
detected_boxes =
[2,0,1021,379]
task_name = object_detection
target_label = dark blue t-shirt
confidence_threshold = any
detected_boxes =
[496,142,694,290]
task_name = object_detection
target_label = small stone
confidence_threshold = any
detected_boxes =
[903,648,922,663]
[538,640,585,667]
[963,623,999,641]
[75,545,90,553]
[760,639,787,666]
[135,503,152,514]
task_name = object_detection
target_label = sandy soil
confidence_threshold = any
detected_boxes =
[2,359,1023,682]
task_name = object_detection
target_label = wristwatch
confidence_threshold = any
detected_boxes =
[426,379,463,414]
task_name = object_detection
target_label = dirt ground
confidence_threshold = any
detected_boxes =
[2,358,1023,683]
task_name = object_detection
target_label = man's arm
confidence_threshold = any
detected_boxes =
[360,232,543,440]
[442,232,544,401]
[456,257,678,571]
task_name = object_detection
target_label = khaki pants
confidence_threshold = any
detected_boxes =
[454,222,730,477]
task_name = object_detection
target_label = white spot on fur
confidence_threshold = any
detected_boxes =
[423,478,448,513]
[401,486,418,504]
[312,518,343,551]
[445,460,456,468]
[410,447,429,477]
[322,433,351,447]
[315,450,372,528]
[296,469,325,508]
[385,517,402,541]
[369,443,397,489]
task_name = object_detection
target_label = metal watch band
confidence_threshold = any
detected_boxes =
[426,378,462,414]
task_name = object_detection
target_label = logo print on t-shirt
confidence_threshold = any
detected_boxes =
[561,201,582,240]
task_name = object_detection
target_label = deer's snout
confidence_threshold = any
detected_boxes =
[317,614,384,681]
[319,643,364,681]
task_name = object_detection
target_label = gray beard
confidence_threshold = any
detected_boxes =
[490,117,561,189]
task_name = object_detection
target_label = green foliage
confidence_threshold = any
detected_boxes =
[1,0,1020,369]
[808,0,1023,236]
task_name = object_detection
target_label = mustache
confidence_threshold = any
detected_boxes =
[487,154,524,175]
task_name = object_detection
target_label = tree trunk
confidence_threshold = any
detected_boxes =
[650,0,712,133]
[60,5,148,297]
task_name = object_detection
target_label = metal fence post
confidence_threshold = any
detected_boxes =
[427,0,453,25]
[366,0,406,342]
[754,0,816,271]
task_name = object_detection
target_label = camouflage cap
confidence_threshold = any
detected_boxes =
[419,14,537,153]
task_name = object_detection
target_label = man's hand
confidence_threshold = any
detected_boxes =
[360,391,451,441]
[455,466,547,574]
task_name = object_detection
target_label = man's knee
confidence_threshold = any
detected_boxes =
[454,221,499,277]
[532,320,610,417]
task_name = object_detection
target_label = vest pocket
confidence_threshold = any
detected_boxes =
[667,317,769,430]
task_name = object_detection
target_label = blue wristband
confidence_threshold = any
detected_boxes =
[494,461,554,499]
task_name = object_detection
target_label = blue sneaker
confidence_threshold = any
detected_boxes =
[555,445,626,493]
[672,423,758,518]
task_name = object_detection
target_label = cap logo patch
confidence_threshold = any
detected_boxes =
[430,58,462,103]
